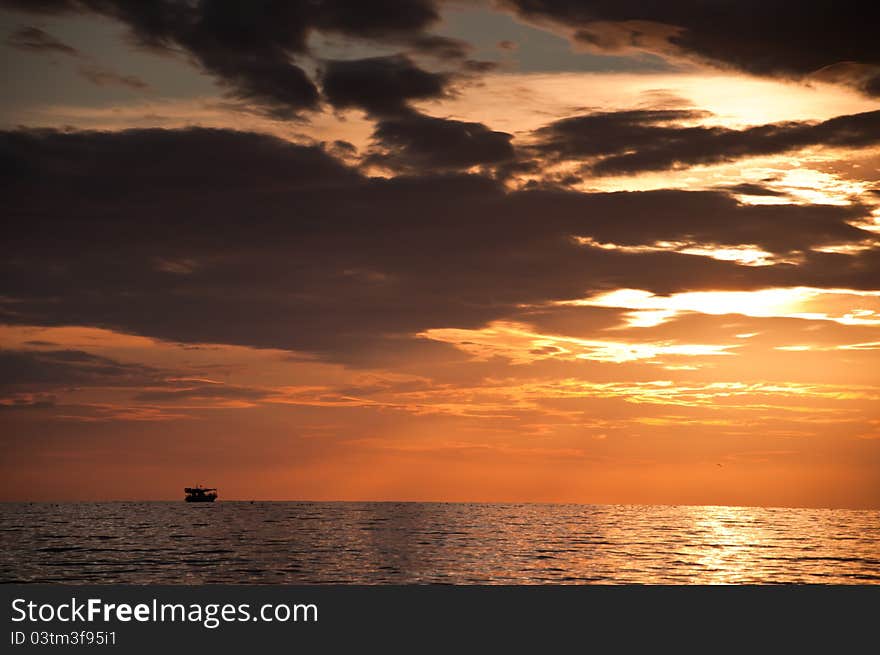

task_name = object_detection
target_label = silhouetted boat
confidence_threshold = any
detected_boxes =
[184,486,218,502]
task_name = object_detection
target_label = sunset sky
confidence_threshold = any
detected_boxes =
[2,1,879,508]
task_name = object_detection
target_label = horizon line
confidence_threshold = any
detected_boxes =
[2,499,878,511]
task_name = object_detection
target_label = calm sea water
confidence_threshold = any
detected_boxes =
[2,502,878,584]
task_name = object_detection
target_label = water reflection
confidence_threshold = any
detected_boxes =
[1,502,878,584]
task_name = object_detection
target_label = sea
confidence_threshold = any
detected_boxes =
[2,502,878,584]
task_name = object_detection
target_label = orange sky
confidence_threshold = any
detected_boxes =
[1,1,879,507]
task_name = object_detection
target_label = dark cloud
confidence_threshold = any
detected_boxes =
[77,65,149,89]
[0,126,358,192]
[722,183,785,197]
[367,109,515,172]
[501,0,880,95]
[864,75,880,97]
[2,128,877,365]
[6,25,80,56]
[0,393,57,410]
[320,54,450,116]
[7,24,150,94]
[0,0,74,11]
[0,347,271,413]
[461,59,500,74]
[0,0,459,117]
[317,55,513,173]
[507,188,870,254]
[2,0,315,116]
[308,0,438,39]
[407,34,471,60]
[134,384,269,402]
[532,108,704,158]
[0,349,164,388]
[532,108,880,175]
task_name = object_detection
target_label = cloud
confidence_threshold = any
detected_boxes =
[318,55,513,173]
[320,54,450,116]
[0,349,164,388]
[6,24,149,91]
[0,0,466,117]
[500,0,880,96]
[419,320,737,365]
[2,127,878,366]
[367,109,515,172]
[134,383,269,403]
[513,186,871,255]
[0,392,57,410]
[722,183,786,198]
[0,126,358,191]
[407,33,472,60]
[531,108,880,175]
[563,287,880,329]
[77,66,149,90]
[6,25,80,56]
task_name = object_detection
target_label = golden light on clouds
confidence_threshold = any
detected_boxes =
[769,167,877,206]
[419,321,735,364]
[561,287,880,328]
[425,73,880,134]
[574,236,781,266]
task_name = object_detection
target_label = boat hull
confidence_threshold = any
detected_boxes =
[184,495,217,502]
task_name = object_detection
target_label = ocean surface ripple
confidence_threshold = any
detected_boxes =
[2,502,878,584]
